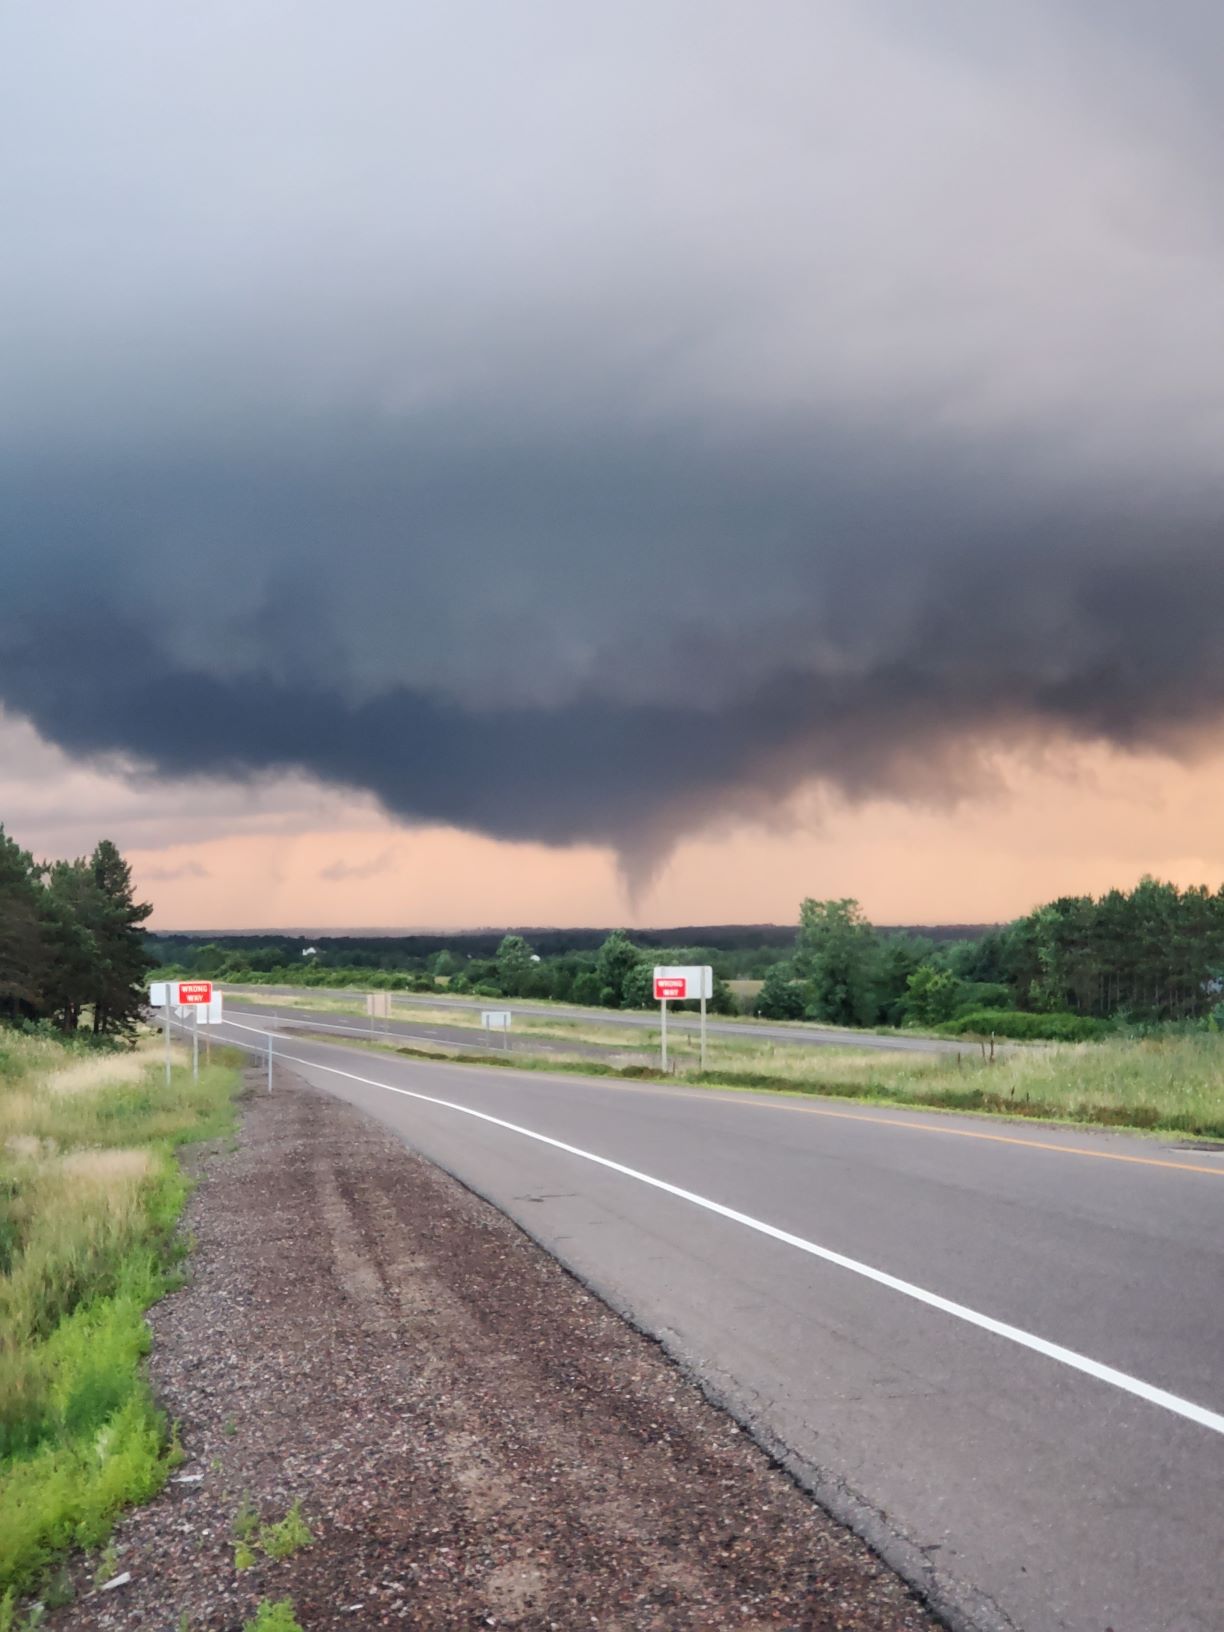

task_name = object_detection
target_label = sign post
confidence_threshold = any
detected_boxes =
[652,967,713,1074]
[481,1010,512,1051]
[150,981,179,1086]
[366,991,391,1041]
[173,983,212,1082]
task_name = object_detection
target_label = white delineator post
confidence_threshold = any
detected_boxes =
[267,1031,274,1094]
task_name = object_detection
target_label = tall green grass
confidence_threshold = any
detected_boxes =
[343,1023,1224,1140]
[681,1034,1224,1136]
[0,1032,240,1596]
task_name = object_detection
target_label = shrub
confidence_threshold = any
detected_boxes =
[754,971,806,1021]
[940,1009,1108,1042]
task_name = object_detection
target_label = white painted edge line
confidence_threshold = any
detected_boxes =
[213,1017,1224,1438]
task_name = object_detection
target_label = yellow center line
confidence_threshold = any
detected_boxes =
[469,1065,1224,1179]
[638,1084,1224,1177]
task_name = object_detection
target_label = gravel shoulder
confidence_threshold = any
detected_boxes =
[48,1065,939,1631]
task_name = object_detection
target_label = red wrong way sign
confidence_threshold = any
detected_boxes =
[177,981,213,1006]
[654,976,687,1000]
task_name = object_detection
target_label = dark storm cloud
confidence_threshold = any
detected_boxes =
[3,1,1224,870]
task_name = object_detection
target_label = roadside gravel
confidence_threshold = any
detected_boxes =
[47,1065,940,1630]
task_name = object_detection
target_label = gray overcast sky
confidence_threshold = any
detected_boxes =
[3,2,1224,872]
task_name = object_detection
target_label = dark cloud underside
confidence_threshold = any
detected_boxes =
[3,2,1224,868]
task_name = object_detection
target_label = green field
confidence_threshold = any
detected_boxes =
[0,1030,242,1606]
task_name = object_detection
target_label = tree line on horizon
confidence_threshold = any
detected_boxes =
[0,826,152,1038]
[753,879,1224,1034]
[153,874,1224,1035]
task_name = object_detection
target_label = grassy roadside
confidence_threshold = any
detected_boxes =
[286,1024,1224,1142]
[0,1030,242,1610]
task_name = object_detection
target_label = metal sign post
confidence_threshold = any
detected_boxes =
[150,981,178,1086]
[192,1006,200,1082]
[481,1010,512,1051]
[653,966,713,1075]
[366,991,392,1040]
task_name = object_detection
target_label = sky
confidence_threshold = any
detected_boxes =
[4,3,1224,929]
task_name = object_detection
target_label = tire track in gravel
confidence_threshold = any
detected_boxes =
[45,1067,941,1631]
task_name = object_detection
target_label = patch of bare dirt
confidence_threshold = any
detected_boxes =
[48,1066,939,1630]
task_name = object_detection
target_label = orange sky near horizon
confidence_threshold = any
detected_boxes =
[7,711,1224,931]
[115,742,1224,931]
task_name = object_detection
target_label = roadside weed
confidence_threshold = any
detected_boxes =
[232,1494,260,1541]
[243,1599,304,1631]
[258,1501,313,1561]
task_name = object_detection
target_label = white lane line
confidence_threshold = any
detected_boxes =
[214,1018,1224,1438]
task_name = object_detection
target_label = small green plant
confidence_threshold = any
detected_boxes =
[234,1540,256,1572]
[258,1501,313,1561]
[243,1599,304,1632]
[94,1542,119,1585]
[43,1568,73,1610]
[223,1418,239,1439]
[232,1493,260,1541]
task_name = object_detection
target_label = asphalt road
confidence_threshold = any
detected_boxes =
[223,982,966,1054]
[206,1013,1224,1632]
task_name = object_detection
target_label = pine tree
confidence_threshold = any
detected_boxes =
[0,826,48,1022]
[39,859,102,1033]
[87,840,153,1038]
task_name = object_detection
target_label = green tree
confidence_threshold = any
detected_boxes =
[495,934,535,997]
[793,898,879,1027]
[594,931,641,1008]
[0,826,48,1022]
[754,965,806,1020]
[904,963,960,1026]
[39,860,102,1034]
[86,840,153,1037]
[620,960,655,1009]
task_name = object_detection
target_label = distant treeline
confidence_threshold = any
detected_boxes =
[151,879,1224,1035]
[146,920,989,980]
[0,828,151,1037]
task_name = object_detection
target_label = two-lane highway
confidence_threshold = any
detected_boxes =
[208,1011,1224,1632]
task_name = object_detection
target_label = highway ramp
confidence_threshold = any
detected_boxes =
[225,982,967,1054]
[208,1012,1224,1632]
